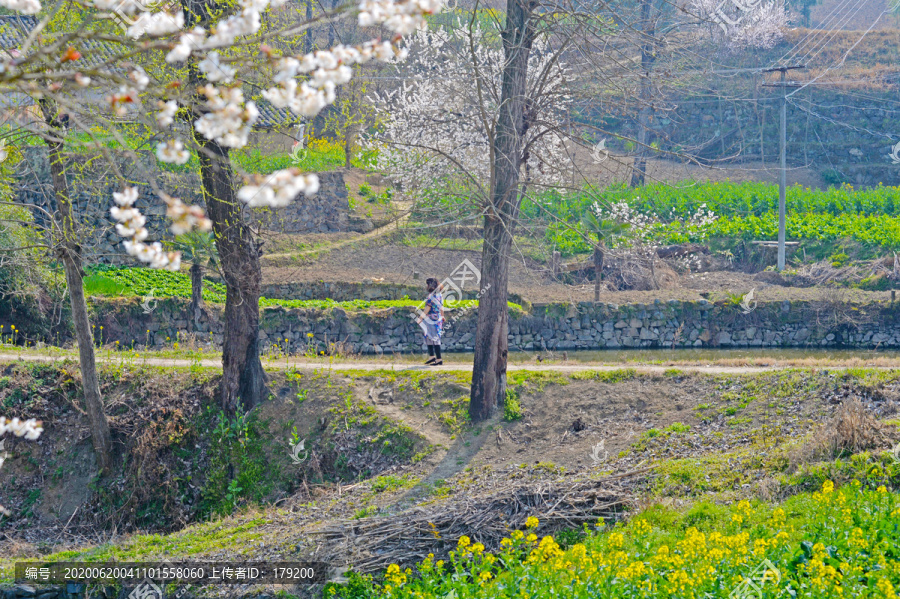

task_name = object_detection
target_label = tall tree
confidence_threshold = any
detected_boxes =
[182,0,268,414]
[195,136,268,413]
[468,0,538,421]
[629,0,656,187]
[38,99,112,472]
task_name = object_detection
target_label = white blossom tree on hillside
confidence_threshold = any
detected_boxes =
[367,8,578,420]
[368,0,790,421]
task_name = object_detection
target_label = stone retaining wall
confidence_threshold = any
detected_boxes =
[259,281,528,306]
[89,297,900,354]
[16,148,353,263]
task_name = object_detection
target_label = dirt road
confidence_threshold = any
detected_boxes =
[0,352,896,375]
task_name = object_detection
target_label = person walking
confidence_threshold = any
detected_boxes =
[419,277,444,366]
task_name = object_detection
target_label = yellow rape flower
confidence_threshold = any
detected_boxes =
[526,516,540,529]
[632,519,652,535]
[620,560,647,580]
[876,578,899,599]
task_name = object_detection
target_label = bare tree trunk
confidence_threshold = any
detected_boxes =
[304,0,312,54]
[593,245,604,302]
[182,0,268,414]
[327,0,337,48]
[39,99,111,473]
[630,0,655,188]
[344,125,356,169]
[195,137,268,414]
[190,262,204,331]
[469,0,536,422]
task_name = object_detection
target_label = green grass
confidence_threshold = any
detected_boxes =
[371,474,419,493]
[9,132,375,175]
[569,369,637,383]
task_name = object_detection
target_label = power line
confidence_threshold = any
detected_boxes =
[787,7,892,99]
[788,96,898,141]
[779,0,860,65]
[798,0,873,66]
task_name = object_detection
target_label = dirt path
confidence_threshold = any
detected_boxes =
[262,203,412,261]
[0,352,896,375]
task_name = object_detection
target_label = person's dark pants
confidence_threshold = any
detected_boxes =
[426,342,442,360]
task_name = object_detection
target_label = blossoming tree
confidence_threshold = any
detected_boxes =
[0,0,445,467]
[367,0,790,420]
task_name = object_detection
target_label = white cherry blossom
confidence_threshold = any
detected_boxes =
[0,417,43,440]
[156,100,178,127]
[194,85,258,148]
[237,169,319,207]
[199,52,236,83]
[164,195,213,235]
[0,0,40,14]
[156,139,191,164]
[166,28,206,63]
[127,11,185,39]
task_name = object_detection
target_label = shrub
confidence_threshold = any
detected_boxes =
[829,252,850,268]
[503,388,522,422]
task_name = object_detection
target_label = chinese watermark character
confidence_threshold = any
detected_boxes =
[740,288,757,314]
[140,288,158,314]
[590,139,609,163]
[729,558,781,599]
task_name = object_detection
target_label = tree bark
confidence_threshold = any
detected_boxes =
[190,262,204,331]
[469,0,536,423]
[195,137,268,414]
[327,0,337,48]
[304,0,312,54]
[344,127,354,168]
[182,0,268,414]
[39,99,112,473]
[630,0,655,188]
[593,245,604,302]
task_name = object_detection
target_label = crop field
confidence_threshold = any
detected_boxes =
[331,480,900,599]
[84,266,434,311]
[526,182,900,257]
[84,266,524,312]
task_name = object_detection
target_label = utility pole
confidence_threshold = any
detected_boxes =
[762,65,805,271]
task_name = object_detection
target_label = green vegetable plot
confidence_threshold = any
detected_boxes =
[84,266,520,312]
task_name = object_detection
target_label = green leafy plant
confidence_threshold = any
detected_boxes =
[829,252,850,268]
[503,387,523,422]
